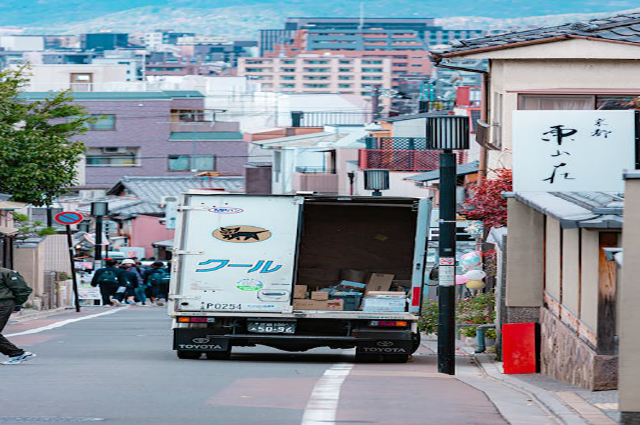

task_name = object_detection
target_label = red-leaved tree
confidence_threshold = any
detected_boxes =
[462,168,513,229]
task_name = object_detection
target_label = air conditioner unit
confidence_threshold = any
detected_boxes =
[102,147,128,154]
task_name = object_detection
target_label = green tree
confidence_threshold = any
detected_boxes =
[0,65,91,206]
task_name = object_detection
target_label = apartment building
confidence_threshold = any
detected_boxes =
[259,17,485,54]
[237,55,393,95]
[19,90,247,189]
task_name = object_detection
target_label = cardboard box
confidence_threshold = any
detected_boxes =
[294,285,308,299]
[335,280,367,291]
[362,296,406,312]
[367,291,405,297]
[293,299,343,311]
[365,273,395,294]
[311,291,329,301]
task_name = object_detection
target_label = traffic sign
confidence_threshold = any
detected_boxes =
[54,211,84,226]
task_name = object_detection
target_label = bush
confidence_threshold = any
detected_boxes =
[419,292,496,336]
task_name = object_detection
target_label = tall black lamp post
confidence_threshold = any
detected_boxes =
[91,201,109,267]
[426,116,469,375]
[363,169,390,196]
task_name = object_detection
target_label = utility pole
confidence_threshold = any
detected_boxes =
[437,150,457,375]
[425,116,469,376]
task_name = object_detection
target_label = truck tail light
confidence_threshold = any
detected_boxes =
[412,287,421,306]
[369,320,408,327]
[177,317,215,323]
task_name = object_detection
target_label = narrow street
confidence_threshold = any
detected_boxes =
[1,307,512,425]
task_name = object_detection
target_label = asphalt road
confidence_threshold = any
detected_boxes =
[0,307,509,425]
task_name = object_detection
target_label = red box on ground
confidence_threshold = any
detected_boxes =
[502,323,537,374]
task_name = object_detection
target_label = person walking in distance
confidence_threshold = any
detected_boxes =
[119,262,141,306]
[0,267,37,365]
[144,262,170,306]
[91,259,126,307]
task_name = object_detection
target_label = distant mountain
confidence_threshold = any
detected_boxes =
[1,0,637,39]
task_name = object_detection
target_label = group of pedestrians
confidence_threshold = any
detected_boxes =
[91,258,170,308]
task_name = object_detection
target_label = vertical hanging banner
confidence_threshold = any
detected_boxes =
[513,110,635,192]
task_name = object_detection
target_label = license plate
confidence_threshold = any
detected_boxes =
[247,321,296,334]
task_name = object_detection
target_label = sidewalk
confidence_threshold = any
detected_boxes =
[421,335,619,425]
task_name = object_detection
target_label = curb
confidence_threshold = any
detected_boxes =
[11,307,75,323]
[473,353,589,425]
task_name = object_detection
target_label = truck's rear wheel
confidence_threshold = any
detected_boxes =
[355,352,381,363]
[177,350,202,360]
[205,350,231,360]
[382,354,409,363]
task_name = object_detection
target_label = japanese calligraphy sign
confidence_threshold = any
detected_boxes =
[513,111,635,192]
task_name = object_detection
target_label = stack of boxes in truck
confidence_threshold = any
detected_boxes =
[293,271,408,312]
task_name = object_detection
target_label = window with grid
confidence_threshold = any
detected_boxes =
[86,147,139,166]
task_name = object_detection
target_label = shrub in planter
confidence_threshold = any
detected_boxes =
[419,293,496,336]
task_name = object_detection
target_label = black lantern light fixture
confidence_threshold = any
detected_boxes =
[363,169,390,197]
[91,201,109,265]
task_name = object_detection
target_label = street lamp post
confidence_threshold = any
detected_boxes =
[426,116,469,376]
[91,201,109,268]
[363,169,390,197]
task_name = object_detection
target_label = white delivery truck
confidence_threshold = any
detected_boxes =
[169,192,431,363]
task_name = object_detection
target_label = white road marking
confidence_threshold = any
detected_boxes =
[6,307,128,337]
[301,362,354,425]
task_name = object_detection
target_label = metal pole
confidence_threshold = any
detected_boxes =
[372,85,380,120]
[95,215,103,266]
[437,150,457,375]
[46,207,53,228]
[65,225,81,313]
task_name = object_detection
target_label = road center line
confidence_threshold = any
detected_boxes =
[6,307,128,337]
[300,363,353,425]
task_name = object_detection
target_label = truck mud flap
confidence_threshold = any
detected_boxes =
[355,339,414,356]
[173,329,229,352]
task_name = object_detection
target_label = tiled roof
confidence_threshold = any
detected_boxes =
[107,176,245,209]
[168,132,243,141]
[432,12,640,58]
[513,191,624,229]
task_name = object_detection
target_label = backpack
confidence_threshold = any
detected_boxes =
[96,269,119,286]
[148,269,170,286]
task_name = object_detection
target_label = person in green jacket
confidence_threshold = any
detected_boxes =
[0,267,36,365]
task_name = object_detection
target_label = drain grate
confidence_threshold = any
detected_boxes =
[0,418,104,422]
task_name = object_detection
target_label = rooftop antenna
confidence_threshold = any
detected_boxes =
[358,2,364,32]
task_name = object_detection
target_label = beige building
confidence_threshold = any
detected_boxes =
[430,12,640,422]
[237,55,393,96]
[22,64,132,92]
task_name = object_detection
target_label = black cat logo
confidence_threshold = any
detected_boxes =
[213,226,272,243]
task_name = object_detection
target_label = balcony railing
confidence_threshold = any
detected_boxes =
[359,149,467,172]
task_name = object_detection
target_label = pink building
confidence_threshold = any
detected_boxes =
[237,55,393,96]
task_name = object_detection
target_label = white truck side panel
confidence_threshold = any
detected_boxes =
[410,198,432,314]
[173,195,302,313]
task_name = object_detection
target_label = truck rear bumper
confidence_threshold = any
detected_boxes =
[173,328,414,353]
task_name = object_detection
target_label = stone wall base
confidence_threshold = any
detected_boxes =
[540,308,618,390]
[506,306,540,323]
[621,412,640,425]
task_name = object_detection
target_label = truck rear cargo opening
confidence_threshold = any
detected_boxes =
[169,194,431,363]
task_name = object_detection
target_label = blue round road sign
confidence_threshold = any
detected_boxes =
[54,211,84,226]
